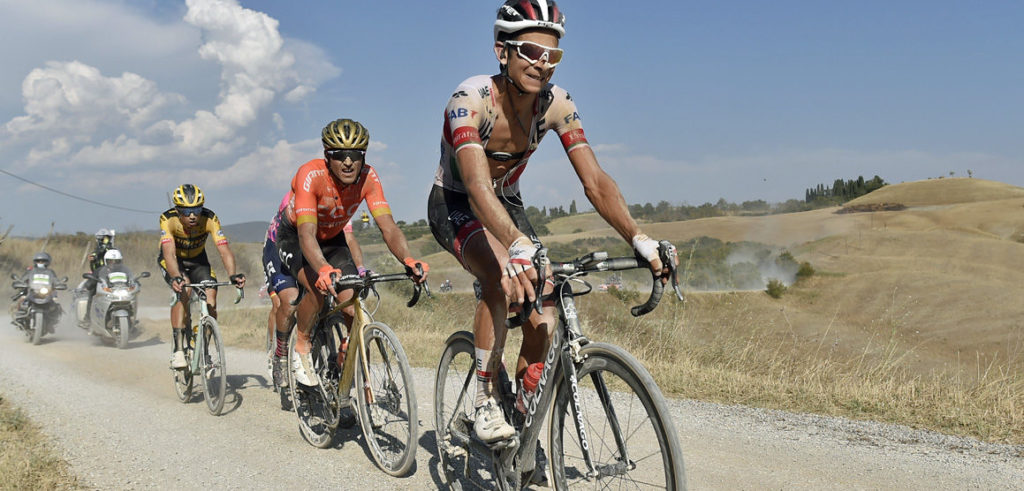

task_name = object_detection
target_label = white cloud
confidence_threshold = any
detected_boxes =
[4,60,184,142]
[1,0,340,178]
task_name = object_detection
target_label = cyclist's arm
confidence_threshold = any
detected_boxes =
[343,223,364,271]
[297,222,331,273]
[567,147,663,273]
[214,242,238,279]
[159,222,183,279]
[374,214,414,267]
[457,146,523,248]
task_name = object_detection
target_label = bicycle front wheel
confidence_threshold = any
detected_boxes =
[354,321,418,477]
[200,317,227,415]
[549,342,686,490]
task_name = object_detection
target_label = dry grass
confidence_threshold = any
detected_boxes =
[0,395,80,490]
[11,177,1024,447]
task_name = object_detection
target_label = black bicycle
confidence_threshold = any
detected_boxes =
[434,243,687,490]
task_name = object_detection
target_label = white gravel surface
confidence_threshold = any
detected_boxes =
[0,314,1021,490]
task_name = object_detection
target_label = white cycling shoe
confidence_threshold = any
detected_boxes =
[474,399,515,442]
[169,350,187,369]
[290,347,319,387]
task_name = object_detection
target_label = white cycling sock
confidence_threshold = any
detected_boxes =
[475,348,496,408]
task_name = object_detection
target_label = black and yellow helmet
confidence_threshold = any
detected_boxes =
[321,119,369,150]
[171,184,205,207]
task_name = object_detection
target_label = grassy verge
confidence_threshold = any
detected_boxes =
[0,395,80,489]
[144,285,1023,446]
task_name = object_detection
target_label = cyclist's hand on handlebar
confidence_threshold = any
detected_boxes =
[229,273,246,288]
[171,276,185,293]
[503,236,539,305]
[403,257,429,284]
[633,233,677,282]
[315,265,341,294]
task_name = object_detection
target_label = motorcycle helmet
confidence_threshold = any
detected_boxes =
[322,119,369,150]
[172,184,205,208]
[33,252,51,268]
[494,0,566,42]
[103,249,123,265]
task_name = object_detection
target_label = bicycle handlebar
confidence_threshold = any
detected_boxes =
[331,267,425,308]
[531,242,683,317]
[181,281,244,304]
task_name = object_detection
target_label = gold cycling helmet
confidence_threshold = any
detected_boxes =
[171,184,204,207]
[321,118,369,150]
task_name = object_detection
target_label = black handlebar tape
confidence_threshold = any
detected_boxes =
[631,271,665,317]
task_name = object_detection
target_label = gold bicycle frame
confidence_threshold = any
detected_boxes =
[322,292,375,405]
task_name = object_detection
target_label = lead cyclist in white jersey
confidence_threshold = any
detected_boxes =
[427,0,679,443]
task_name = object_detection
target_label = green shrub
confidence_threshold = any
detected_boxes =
[607,285,641,303]
[796,261,815,279]
[765,279,787,298]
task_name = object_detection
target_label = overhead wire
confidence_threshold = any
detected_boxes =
[0,168,159,214]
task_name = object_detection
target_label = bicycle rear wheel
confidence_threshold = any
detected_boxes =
[433,331,476,489]
[288,326,339,448]
[354,321,417,476]
[200,317,227,415]
[549,342,686,490]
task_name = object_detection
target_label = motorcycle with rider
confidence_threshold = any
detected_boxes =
[10,252,68,344]
[73,249,149,349]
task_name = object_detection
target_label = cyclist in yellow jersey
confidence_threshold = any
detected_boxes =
[159,184,246,369]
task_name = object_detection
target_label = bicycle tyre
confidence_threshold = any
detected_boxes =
[31,311,43,345]
[549,342,686,490]
[117,316,130,349]
[433,330,476,490]
[174,344,194,403]
[200,317,227,415]
[354,321,418,476]
[288,326,336,448]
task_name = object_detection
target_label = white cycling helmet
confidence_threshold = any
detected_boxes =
[103,249,123,264]
[494,0,566,42]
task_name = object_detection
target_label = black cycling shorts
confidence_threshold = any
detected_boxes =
[427,184,538,267]
[157,251,216,287]
[275,221,357,279]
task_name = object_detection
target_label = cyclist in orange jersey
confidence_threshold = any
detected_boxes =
[277,118,428,386]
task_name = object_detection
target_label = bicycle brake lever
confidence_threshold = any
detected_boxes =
[659,240,684,301]
[533,247,549,315]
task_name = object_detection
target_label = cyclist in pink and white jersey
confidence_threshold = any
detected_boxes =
[427,0,679,443]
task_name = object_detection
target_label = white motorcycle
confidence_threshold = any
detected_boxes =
[74,270,150,349]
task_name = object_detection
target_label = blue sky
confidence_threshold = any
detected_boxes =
[1,0,1022,236]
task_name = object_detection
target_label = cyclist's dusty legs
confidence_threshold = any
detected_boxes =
[204,287,218,320]
[291,267,355,386]
[170,289,191,368]
[517,297,554,382]
[462,231,519,442]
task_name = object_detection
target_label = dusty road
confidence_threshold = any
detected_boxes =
[0,314,1021,490]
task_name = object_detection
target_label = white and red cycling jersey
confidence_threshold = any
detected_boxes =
[434,75,590,195]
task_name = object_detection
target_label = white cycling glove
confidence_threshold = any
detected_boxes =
[632,233,661,265]
[504,236,537,278]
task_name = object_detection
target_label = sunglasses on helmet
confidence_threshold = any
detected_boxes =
[176,206,202,217]
[325,149,365,163]
[505,40,563,67]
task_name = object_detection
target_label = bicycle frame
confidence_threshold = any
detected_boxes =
[307,272,421,407]
[446,246,682,482]
[179,282,242,376]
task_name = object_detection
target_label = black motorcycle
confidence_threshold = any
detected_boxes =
[11,271,68,344]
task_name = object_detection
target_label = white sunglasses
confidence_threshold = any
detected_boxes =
[505,40,564,67]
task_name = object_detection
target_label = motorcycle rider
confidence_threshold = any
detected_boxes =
[11,252,60,327]
[159,184,246,369]
[95,249,132,287]
[81,229,116,324]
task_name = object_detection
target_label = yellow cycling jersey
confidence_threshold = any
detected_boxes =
[159,208,229,259]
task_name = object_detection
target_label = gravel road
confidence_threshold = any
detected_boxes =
[0,314,1021,490]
